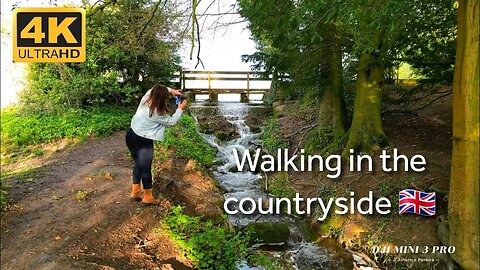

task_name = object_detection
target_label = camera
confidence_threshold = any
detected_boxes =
[175,93,189,106]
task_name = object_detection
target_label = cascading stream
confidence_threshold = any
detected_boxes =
[190,102,353,270]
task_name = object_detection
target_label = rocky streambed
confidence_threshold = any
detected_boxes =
[190,102,355,270]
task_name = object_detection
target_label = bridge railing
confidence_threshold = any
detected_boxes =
[172,70,272,101]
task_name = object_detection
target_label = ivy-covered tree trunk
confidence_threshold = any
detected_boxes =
[342,32,387,157]
[448,0,479,268]
[318,31,345,135]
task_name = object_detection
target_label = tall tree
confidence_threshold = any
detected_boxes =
[448,0,479,268]
[239,0,347,134]
[302,0,347,135]
[339,0,456,156]
[338,0,400,156]
[317,27,345,135]
[342,29,387,156]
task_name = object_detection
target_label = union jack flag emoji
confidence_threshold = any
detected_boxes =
[399,189,436,216]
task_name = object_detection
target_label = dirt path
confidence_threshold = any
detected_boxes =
[1,131,194,270]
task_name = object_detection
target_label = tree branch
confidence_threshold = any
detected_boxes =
[135,0,163,43]
[194,14,205,69]
[190,0,198,60]
[383,91,452,115]
[86,0,117,18]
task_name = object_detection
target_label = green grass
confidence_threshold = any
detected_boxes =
[159,206,250,270]
[1,106,133,147]
[161,114,216,166]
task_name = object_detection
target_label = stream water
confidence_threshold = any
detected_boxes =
[190,102,353,270]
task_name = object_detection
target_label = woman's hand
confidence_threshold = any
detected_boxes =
[171,89,182,96]
[178,99,187,110]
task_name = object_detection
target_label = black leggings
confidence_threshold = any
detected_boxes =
[125,128,154,189]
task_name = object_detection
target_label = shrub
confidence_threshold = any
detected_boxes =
[160,206,250,270]
[19,63,140,115]
[18,0,182,115]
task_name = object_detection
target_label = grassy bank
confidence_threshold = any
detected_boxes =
[159,206,250,270]
[1,107,133,147]
[159,114,216,166]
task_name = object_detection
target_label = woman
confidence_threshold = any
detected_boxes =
[125,84,187,205]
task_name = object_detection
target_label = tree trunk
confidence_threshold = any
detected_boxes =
[318,32,345,135]
[342,31,387,157]
[448,0,479,269]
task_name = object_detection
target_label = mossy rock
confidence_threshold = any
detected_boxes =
[298,219,319,242]
[228,166,240,173]
[216,131,228,141]
[247,222,290,243]
[250,125,261,134]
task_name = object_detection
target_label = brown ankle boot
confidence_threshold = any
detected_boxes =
[142,189,160,205]
[130,184,142,202]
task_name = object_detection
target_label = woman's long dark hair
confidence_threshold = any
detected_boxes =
[144,85,169,116]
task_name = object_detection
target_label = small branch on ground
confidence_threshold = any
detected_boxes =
[285,123,318,138]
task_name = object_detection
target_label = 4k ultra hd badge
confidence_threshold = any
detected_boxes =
[13,8,86,62]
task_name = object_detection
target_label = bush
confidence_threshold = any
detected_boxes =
[161,115,216,166]
[160,206,250,270]
[18,0,182,115]
[1,106,132,146]
[19,63,140,115]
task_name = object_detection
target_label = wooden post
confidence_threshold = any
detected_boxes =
[247,72,250,102]
[182,71,186,91]
[208,71,212,101]
[240,93,248,103]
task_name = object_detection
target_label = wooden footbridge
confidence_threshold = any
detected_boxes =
[173,70,272,102]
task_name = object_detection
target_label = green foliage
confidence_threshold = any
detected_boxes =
[239,0,456,104]
[1,106,132,146]
[248,253,274,269]
[161,115,216,166]
[395,0,456,84]
[21,63,140,114]
[267,172,295,199]
[19,0,183,114]
[304,127,348,156]
[161,206,250,270]
[261,117,287,154]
